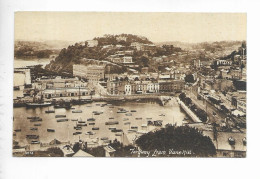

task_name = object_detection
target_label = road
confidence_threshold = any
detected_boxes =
[186,86,227,125]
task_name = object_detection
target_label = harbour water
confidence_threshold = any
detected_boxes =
[14,58,52,68]
[13,100,187,149]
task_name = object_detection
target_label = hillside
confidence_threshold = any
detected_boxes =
[155,41,244,51]
[45,34,183,73]
[14,40,71,59]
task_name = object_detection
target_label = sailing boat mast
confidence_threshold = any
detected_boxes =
[78,86,81,102]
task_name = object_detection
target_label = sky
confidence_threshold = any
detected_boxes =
[15,12,247,43]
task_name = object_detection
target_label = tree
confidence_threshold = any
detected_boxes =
[72,142,80,153]
[135,125,216,157]
[109,139,135,157]
[184,97,192,106]
[179,93,186,101]
[185,74,195,83]
[85,146,105,157]
[47,147,64,157]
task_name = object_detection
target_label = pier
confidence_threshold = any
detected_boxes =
[177,98,202,123]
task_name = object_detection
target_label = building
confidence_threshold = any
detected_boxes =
[131,82,148,94]
[147,83,159,93]
[230,69,242,80]
[237,98,246,113]
[116,36,127,42]
[226,91,246,110]
[72,149,94,157]
[216,59,232,66]
[194,59,201,68]
[125,50,134,55]
[107,80,160,95]
[33,76,86,90]
[86,40,98,47]
[107,80,125,95]
[42,87,89,99]
[159,80,184,93]
[125,84,131,95]
[123,56,133,64]
[131,42,144,51]
[14,68,31,87]
[203,131,246,158]
[73,64,105,83]
[221,69,232,79]
[141,67,149,74]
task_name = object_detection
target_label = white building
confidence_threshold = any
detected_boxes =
[42,87,88,98]
[216,59,232,66]
[86,40,98,47]
[125,84,131,95]
[73,64,105,83]
[131,42,144,51]
[237,98,246,113]
[116,36,127,42]
[123,56,133,64]
[147,83,159,93]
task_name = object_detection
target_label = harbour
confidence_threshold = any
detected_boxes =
[13,99,187,150]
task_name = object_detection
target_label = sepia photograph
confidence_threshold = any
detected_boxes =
[13,12,247,157]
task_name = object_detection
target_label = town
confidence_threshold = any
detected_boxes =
[13,34,246,157]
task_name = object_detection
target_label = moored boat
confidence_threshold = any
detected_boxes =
[45,110,55,113]
[74,126,82,130]
[72,110,82,113]
[47,128,55,132]
[77,123,87,126]
[111,129,122,133]
[26,135,39,139]
[73,132,82,135]
[55,115,66,118]
[30,118,42,122]
[105,121,119,125]
[128,129,137,133]
[117,108,128,113]
[56,118,69,122]
[141,124,148,127]
[27,116,41,120]
[101,137,109,140]
[31,140,40,144]
[87,118,95,122]
[45,107,55,113]
[117,110,128,113]
[26,102,52,108]
[131,126,138,129]
[86,131,95,135]
[92,127,100,130]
